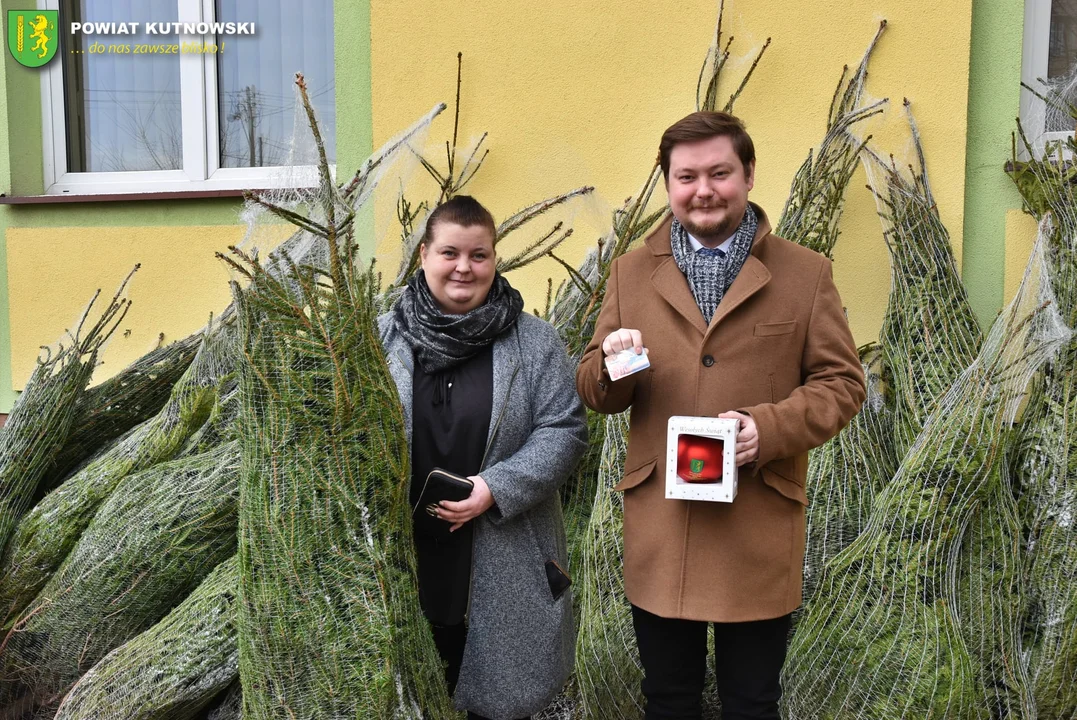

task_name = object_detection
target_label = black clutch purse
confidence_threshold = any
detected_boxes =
[545,560,572,600]
[412,467,474,539]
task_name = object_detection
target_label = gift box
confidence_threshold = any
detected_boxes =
[665,415,738,502]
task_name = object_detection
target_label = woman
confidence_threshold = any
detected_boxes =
[379,195,587,720]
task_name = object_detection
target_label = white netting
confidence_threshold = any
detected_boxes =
[0,269,135,563]
[865,102,985,458]
[1011,77,1077,716]
[782,211,1071,717]
[53,556,239,720]
[227,82,456,719]
[1022,64,1077,155]
[44,331,202,490]
[2,442,240,717]
[802,344,896,604]
[574,412,637,718]
[0,325,233,634]
[1017,326,1077,718]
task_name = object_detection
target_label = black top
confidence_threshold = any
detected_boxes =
[410,344,494,626]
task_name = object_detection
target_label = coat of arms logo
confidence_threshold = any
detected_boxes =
[8,10,59,68]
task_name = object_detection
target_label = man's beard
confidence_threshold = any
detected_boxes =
[679,208,739,243]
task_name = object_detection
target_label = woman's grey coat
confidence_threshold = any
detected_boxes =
[379,310,588,720]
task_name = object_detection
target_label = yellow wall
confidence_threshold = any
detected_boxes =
[5,1,976,389]
[371,0,973,346]
[1004,209,1039,306]
[6,224,289,388]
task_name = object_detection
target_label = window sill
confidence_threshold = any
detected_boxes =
[0,188,282,204]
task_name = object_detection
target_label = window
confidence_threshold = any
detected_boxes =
[41,0,334,195]
[1022,0,1077,154]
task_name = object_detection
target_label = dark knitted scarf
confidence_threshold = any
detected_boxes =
[670,204,758,323]
[394,270,523,374]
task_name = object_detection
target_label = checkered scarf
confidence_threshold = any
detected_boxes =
[670,204,758,323]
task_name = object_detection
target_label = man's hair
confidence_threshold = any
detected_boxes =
[658,111,755,180]
[423,195,497,245]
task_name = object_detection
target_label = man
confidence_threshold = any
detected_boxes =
[576,111,865,720]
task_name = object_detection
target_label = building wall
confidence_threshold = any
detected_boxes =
[1005,209,1039,302]
[0,0,372,402]
[371,0,975,349]
[0,0,1029,411]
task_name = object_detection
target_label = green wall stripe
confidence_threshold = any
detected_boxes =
[335,0,374,257]
[962,0,1026,328]
[335,0,374,183]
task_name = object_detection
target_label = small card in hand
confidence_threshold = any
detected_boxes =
[604,348,650,381]
[413,468,474,539]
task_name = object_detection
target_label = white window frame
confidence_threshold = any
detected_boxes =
[39,0,328,195]
[1022,0,1074,157]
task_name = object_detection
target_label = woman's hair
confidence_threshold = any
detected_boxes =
[423,195,497,245]
[657,111,755,180]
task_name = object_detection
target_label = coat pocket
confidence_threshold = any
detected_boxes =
[613,457,657,493]
[754,320,797,337]
[760,457,808,506]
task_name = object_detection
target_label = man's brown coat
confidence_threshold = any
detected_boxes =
[576,204,865,622]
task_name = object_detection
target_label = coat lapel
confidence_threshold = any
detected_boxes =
[383,317,520,464]
[650,257,708,336]
[704,254,771,341]
[484,326,520,468]
[383,332,414,448]
[643,204,776,342]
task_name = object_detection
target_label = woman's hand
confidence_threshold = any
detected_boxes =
[437,475,495,532]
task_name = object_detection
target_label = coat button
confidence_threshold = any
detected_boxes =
[702,355,715,367]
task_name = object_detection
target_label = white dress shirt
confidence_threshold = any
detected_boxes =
[687,232,734,255]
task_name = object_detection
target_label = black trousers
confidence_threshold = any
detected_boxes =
[429,622,530,720]
[631,604,792,720]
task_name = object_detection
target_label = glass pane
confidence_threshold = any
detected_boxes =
[1047,0,1077,131]
[61,0,181,172]
[217,0,335,168]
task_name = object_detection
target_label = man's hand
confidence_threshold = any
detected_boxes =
[601,328,644,356]
[437,475,495,532]
[718,411,759,466]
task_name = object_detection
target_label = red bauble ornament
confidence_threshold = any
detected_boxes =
[676,433,724,484]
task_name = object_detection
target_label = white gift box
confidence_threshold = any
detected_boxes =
[665,415,739,503]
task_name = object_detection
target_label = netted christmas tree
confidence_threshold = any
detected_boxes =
[782,214,1070,718]
[228,75,456,719]
[53,555,240,720]
[1009,74,1077,719]
[1,441,239,716]
[801,343,896,604]
[43,330,203,490]
[0,325,231,628]
[0,269,135,559]
[868,103,984,457]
